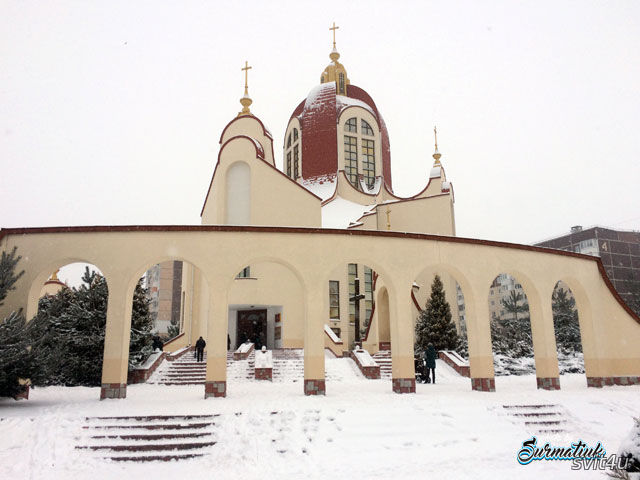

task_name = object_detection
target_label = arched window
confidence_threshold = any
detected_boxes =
[344,117,357,133]
[361,119,374,136]
[362,138,375,188]
[344,135,358,185]
[293,128,298,141]
[339,73,345,94]
[226,162,251,225]
[287,133,291,148]
[293,145,299,179]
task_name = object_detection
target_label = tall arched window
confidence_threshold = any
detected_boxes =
[339,73,345,94]
[343,116,376,189]
[284,125,301,180]
[226,162,250,225]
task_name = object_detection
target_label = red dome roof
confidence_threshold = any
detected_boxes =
[289,83,393,192]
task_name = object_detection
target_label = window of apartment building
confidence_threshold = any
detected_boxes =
[329,280,340,319]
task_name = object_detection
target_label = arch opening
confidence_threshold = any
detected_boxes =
[488,273,534,377]
[552,281,584,375]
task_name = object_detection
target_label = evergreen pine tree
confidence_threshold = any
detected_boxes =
[29,268,153,386]
[0,247,33,398]
[167,317,180,339]
[128,281,153,368]
[0,246,25,305]
[552,286,581,353]
[500,290,529,322]
[415,275,460,353]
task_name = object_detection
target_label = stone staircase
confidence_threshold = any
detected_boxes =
[148,351,210,385]
[372,350,392,378]
[501,404,569,435]
[76,414,217,462]
[273,349,305,381]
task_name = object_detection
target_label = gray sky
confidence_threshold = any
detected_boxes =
[2,0,639,256]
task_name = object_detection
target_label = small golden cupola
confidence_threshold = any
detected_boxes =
[238,61,253,117]
[320,22,350,95]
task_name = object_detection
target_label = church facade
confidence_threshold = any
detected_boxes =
[1,34,639,400]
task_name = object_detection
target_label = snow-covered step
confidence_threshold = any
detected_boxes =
[77,415,218,462]
[501,404,569,435]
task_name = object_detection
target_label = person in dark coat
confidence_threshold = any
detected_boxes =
[424,343,437,384]
[195,336,206,362]
[152,335,163,352]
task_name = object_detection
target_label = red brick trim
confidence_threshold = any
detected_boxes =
[204,380,226,398]
[349,351,381,379]
[587,376,640,388]
[392,377,416,393]
[411,289,422,312]
[471,377,496,392]
[304,378,326,395]
[255,367,272,381]
[128,352,166,384]
[438,351,470,377]
[100,383,127,400]
[536,377,561,390]
[1,225,636,326]
[233,343,254,360]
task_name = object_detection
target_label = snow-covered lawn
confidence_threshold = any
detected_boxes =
[0,358,637,479]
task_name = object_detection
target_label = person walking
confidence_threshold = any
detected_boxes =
[424,343,437,384]
[195,336,206,362]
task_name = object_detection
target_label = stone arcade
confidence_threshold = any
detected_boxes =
[1,30,639,400]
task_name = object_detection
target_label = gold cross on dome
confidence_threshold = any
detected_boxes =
[241,61,252,91]
[330,22,339,47]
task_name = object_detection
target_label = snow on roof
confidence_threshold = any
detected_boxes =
[322,195,375,229]
[304,83,336,112]
[302,175,337,202]
[336,95,375,115]
[430,166,442,179]
[359,176,382,195]
[324,324,341,343]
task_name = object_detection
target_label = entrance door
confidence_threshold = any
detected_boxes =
[236,310,268,349]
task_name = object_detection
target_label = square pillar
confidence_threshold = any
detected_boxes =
[466,295,496,392]
[100,280,132,400]
[204,289,228,399]
[530,295,560,390]
[304,280,326,395]
[389,279,415,394]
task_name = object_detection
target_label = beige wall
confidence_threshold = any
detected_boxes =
[201,137,322,227]
[2,227,638,395]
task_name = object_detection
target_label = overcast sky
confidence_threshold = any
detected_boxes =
[2,0,639,262]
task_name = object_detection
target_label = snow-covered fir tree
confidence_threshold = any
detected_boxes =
[29,268,153,386]
[552,286,581,353]
[415,275,459,353]
[0,247,33,398]
[129,281,153,368]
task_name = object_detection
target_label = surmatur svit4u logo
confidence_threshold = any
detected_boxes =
[517,436,631,471]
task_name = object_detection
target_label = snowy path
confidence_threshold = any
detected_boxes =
[0,364,638,479]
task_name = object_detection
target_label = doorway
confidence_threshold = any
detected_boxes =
[236,309,268,349]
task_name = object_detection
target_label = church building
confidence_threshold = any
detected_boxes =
[171,30,459,357]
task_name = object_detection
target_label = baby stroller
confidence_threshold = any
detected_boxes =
[414,356,430,383]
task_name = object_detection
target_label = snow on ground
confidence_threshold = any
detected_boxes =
[0,357,638,480]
